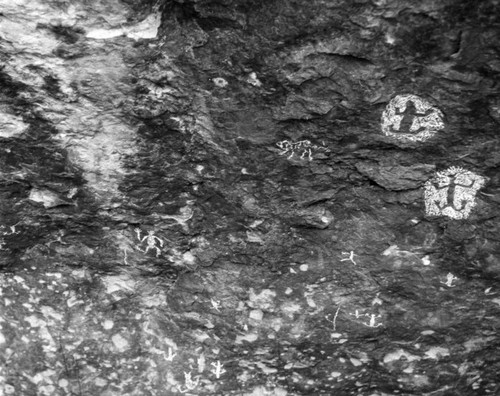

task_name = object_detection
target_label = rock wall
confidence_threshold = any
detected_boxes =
[0,0,499,395]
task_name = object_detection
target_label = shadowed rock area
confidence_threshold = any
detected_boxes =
[1,0,500,395]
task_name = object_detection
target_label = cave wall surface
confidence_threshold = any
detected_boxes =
[1,0,500,395]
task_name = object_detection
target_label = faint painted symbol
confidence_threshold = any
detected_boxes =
[197,353,206,373]
[349,309,364,319]
[165,347,177,362]
[485,287,495,296]
[424,166,486,219]
[440,272,458,288]
[213,77,228,88]
[46,230,67,247]
[349,310,383,327]
[1,224,20,235]
[247,72,262,87]
[276,140,327,161]
[177,371,200,393]
[210,298,221,312]
[340,251,357,265]
[381,94,444,142]
[211,361,226,379]
[0,224,20,250]
[371,294,383,306]
[363,314,383,328]
[325,305,341,331]
[135,228,164,257]
[122,246,133,265]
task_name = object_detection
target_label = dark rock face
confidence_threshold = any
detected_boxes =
[1,0,500,395]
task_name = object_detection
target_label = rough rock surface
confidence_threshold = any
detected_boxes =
[1,0,500,395]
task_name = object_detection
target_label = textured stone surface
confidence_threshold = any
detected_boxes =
[1,0,500,395]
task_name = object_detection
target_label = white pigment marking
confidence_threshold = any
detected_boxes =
[381,94,444,142]
[424,166,485,219]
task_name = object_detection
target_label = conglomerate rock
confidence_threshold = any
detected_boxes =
[0,0,499,395]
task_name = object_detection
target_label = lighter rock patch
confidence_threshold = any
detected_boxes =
[0,112,28,137]
[111,333,129,352]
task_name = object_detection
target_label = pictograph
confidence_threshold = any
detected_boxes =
[424,166,486,220]
[381,94,444,142]
[276,140,328,161]
[135,228,164,257]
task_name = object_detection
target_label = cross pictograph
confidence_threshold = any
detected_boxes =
[381,94,444,142]
[424,166,486,219]
[394,99,435,135]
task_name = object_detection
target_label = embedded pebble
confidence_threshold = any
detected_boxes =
[58,379,69,388]
[249,309,264,321]
[111,333,129,352]
[213,77,228,88]
[103,319,114,330]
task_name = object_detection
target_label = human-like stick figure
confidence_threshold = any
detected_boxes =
[363,314,383,328]
[135,228,164,257]
[341,251,357,265]
[276,139,326,161]
[211,361,226,379]
[177,372,200,393]
[424,167,486,220]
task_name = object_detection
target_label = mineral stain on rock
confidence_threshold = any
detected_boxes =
[1,0,500,395]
